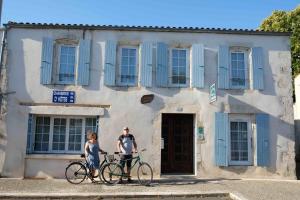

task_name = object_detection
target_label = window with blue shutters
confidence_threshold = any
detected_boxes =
[217,46,264,91]
[229,47,249,89]
[228,115,253,166]
[57,44,77,84]
[170,48,190,87]
[215,113,256,167]
[118,46,138,86]
[40,38,91,86]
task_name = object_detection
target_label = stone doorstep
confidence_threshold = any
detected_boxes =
[0,191,246,200]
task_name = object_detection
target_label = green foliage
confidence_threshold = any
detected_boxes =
[260,6,300,77]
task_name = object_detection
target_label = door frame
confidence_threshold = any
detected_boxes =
[160,113,197,176]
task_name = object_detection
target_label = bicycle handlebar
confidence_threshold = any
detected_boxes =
[114,149,147,155]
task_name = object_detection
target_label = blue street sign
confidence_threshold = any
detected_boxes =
[52,91,75,103]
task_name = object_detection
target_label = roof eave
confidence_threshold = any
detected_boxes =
[4,22,291,36]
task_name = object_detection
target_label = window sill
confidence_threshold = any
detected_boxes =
[116,84,137,87]
[25,154,83,160]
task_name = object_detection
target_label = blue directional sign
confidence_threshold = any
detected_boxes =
[52,91,75,103]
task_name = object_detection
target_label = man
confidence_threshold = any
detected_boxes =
[117,126,137,183]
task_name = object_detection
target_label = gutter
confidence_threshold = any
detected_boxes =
[5,22,291,36]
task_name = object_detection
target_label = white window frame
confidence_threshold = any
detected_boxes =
[229,48,249,89]
[57,44,78,85]
[117,46,139,86]
[228,115,253,166]
[32,115,97,154]
[169,48,190,87]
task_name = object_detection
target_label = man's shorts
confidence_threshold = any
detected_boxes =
[120,154,133,169]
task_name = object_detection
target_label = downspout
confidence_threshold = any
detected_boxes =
[0,24,8,111]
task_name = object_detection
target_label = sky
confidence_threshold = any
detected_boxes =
[1,0,300,29]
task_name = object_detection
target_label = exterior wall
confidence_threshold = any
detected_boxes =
[294,75,300,163]
[1,27,295,179]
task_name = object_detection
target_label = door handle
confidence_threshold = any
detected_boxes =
[161,138,164,149]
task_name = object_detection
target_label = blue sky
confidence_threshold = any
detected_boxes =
[2,0,299,29]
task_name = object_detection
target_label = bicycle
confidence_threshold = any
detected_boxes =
[65,152,117,184]
[101,149,153,186]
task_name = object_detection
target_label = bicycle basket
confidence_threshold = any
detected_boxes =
[108,155,114,162]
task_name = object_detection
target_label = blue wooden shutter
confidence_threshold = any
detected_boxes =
[252,47,264,90]
[77,39,91,86]
[192,44,205,88]
[26,114,34,154]
[156,42,168,87]
[256,113,269,166]
[104,40,117,86]
[40,37,54,84]
[140,42,153,87]
[215,112,229,166]
[218,45,229,89]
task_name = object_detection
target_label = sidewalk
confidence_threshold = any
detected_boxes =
[0,178,299,200]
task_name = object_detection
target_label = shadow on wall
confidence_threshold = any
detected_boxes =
[1,36,36,177]
[220,96,295,177]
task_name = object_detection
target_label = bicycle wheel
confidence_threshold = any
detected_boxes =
[98,164,107,182]
[101,163,123,185]
[65,162,87,184]
[137,162,153,186]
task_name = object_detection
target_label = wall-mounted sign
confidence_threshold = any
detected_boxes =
[197,127,204,140]
[141,94,154,104]
[209,83,217,103]
[52,91,75,103]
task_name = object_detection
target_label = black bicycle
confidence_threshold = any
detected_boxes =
[65,152,116,184]
[101,149,153,186]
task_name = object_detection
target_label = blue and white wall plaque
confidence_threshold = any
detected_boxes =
[210,83,217,103]
[52,91,75,103]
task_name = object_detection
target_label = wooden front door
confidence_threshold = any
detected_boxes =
[161,114,194,174]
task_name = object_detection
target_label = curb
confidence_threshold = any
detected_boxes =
[0,191,244,199]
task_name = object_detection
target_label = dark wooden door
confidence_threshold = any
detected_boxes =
[161,114,194,174]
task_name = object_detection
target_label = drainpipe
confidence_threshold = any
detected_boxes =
[0,24,8,111]
[0,0,3,26]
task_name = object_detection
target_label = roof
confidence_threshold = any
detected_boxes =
[5,21,290,36]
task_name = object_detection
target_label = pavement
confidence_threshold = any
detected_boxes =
[0,177,299,200]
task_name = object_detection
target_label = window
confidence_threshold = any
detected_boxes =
[52,118,66,151]
[31,116,97,153]
[34,117,50,152]
[58,45,77,84]
[119,47,138,86]
[230,48,248,89]
[229,117,252,165]
[170,48,189,86]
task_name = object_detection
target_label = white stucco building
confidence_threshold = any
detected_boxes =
[0,22,296,179]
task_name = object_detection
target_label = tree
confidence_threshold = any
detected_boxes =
[260,6,300,78]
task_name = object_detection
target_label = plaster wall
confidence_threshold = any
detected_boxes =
[0,28,295,179]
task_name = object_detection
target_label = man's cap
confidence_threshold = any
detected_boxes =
[123,126,129,130]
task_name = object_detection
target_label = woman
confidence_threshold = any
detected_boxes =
[85,130,105,178]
